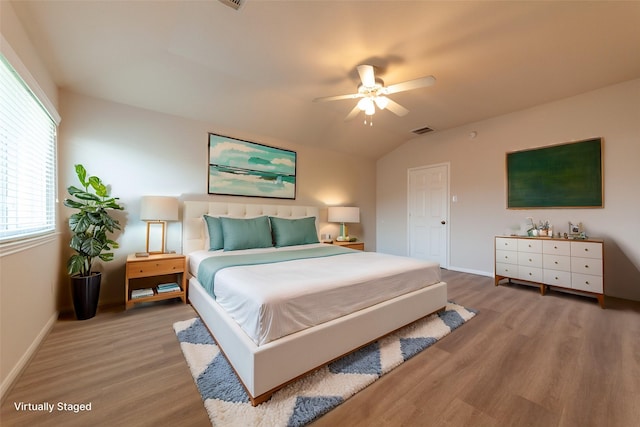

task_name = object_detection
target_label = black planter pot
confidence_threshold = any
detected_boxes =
[71,272,101,320]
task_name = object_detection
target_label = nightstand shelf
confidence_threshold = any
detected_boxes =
[125,253,188,309]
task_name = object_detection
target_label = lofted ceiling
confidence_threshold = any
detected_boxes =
[8,0,640,159]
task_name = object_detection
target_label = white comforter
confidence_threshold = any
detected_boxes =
[190,244,441,346]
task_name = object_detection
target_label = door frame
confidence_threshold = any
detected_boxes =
[407,162,450,269]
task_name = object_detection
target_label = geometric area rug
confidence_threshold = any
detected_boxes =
[173,302,477,427]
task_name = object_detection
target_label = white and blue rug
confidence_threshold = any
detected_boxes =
[174,302,477,427]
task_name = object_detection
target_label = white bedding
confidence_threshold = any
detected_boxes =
[190,243,442,346]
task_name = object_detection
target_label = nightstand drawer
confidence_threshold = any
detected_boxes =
[127,258,184,278]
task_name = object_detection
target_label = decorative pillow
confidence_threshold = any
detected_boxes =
[269,216,319,248]
[203,215,223,251]
[220,216,273,251]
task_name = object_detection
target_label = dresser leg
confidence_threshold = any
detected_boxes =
[540,285,548,296]
[597,294,605,309]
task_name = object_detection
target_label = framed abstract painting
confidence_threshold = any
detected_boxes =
[208,133,297,199]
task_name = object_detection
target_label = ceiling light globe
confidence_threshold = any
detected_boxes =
[365,103,376,115]
[374,96,389,110]
[358,97,373,111]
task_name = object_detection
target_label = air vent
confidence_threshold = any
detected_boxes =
[219,0,245,10]
[411,126,434,135]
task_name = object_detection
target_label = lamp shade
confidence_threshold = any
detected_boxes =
[140,196,178,221]
[328,207,360,224]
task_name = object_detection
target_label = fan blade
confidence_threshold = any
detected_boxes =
[357,65,376,87]
[344,104,361,121]
[313,93,362,102]
[385,75,436,95]
[385,98,409,117]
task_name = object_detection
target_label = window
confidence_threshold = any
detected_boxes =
[0,53,58,242]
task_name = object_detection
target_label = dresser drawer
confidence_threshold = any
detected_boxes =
[543,254,571,272]
[543,269,572,287]
[518,266,543,282]
[496,262,517,277]
[571,256,603,276]
[572,273,604,293]
[518,239,542,253]
[496,250,518,265]
[126,258,185,278]
[518,251,542,268]
[543,240,570,256]
[571,241,602,259]
[496,237,518,251]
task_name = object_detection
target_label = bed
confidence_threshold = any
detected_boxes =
[183,201,447,405]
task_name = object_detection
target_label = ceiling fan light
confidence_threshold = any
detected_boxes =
[374,96,389,110]
[357,97,373,111]
[365,103,376,115]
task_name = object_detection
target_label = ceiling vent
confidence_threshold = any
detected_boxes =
[218,0,245,10]
[411,126,434,135]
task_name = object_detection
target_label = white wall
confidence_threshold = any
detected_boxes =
[377,78,640,301]
[57,90,377,308]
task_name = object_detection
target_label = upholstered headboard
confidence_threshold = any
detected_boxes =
[182,201,321,255]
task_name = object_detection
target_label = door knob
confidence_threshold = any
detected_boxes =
[441,220,446,225]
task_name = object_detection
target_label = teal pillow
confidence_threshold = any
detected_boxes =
[203,215,223,250]
[220,216,273,251]
[269,216,319,247]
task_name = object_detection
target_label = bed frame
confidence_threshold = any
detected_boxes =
[182,201,447,405]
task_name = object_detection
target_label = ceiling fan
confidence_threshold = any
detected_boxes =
[313,65,436,124]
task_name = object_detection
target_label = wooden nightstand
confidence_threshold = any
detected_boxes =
[125,253,188,309]
[332,241,364,251]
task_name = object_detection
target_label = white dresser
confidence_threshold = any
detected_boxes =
[495,236,604,308]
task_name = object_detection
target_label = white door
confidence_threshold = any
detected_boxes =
[408,163,449,268]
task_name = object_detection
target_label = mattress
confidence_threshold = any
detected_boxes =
[191,243,442,346]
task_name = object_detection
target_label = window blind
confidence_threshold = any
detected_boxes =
[0,53,57,241]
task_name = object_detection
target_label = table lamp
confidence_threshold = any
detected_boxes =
[328,206,360,242]
[140,196,178,254]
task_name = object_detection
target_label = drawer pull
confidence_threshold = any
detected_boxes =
[529,272,533,276]
[555,276,559,280]
[529,258,532,262]
[584,248,589,252]
[585,265,589,268]
[554,261,558,264]
[585,281,590,285]
[554,246,558,249]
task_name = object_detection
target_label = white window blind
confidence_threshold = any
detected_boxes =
[0,53,57,241]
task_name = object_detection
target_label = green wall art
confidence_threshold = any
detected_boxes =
[208,133,297,199]
[506,138,603,208]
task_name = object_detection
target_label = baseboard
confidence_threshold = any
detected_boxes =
[0,310,58,403]
[446,266,494,278]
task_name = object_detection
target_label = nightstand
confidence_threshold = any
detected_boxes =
[332,241,364,251]
[125,253,187,309]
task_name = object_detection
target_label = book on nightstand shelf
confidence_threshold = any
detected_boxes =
[131,288,154,299]
[156,282,181,293]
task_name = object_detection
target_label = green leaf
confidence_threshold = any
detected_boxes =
[69,213,91,233]
[63,198,84,209]
[81,236,104,257]
[68,255,87,276]
[74,191,101,202]
[98,253,114,262]
[88,176,108,198]
[75,164,87,187]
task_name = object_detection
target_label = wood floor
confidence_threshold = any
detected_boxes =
[2,270,639,427]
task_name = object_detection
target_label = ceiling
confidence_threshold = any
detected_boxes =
[9,0,640,159]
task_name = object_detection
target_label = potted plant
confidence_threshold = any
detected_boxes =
[64,164,124,320]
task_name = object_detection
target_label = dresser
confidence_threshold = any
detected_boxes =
[495,236,604,308]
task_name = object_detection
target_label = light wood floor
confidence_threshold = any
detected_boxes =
[2,270,639,426]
